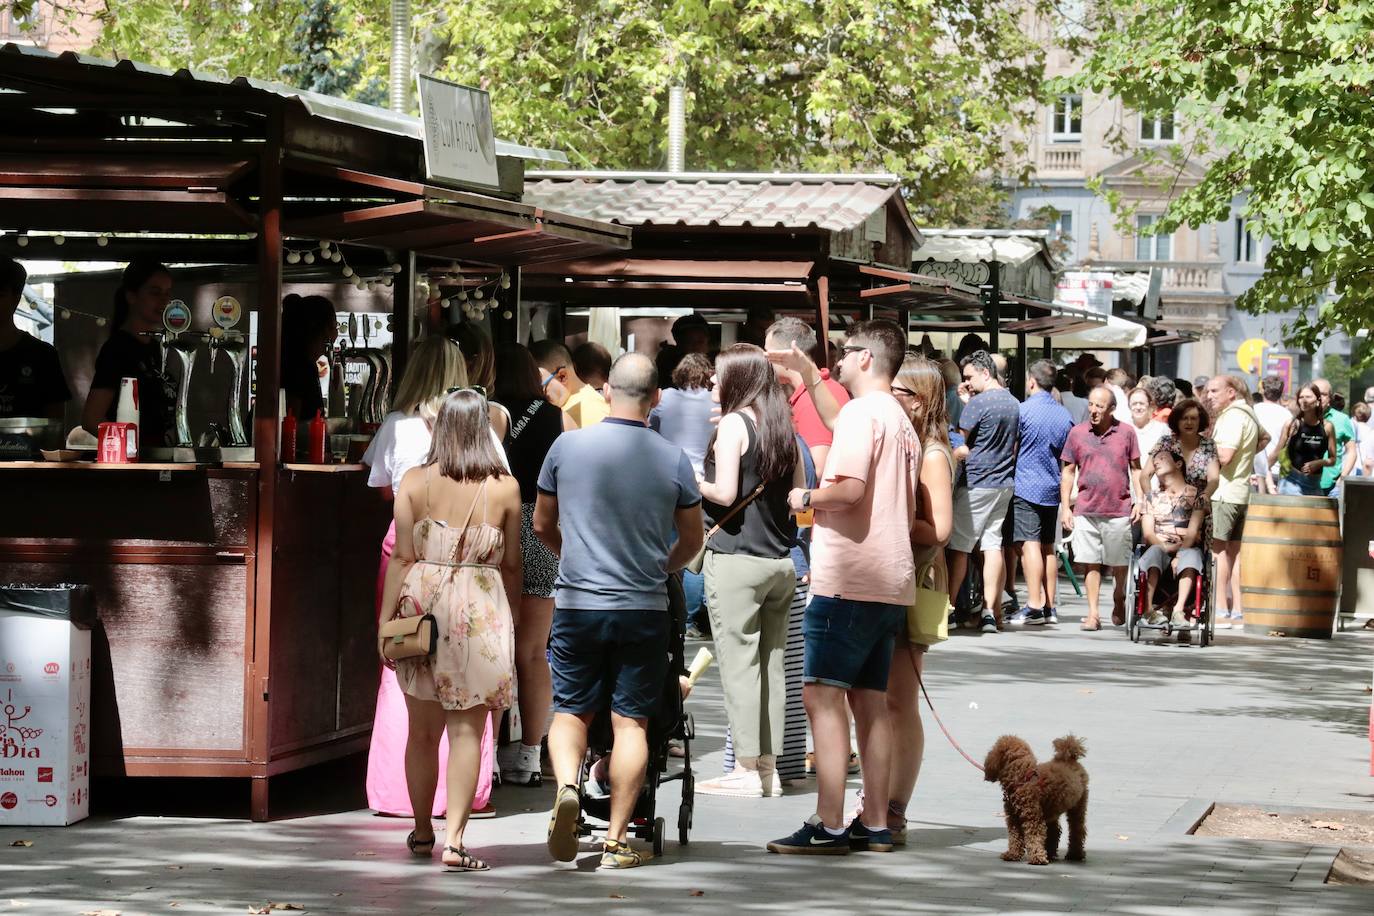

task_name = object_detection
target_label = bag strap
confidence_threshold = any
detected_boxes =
[506,399,545,445]
[703,481,767,542]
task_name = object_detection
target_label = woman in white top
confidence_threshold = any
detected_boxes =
[361,334,506,821]
[1129,387,1170,475]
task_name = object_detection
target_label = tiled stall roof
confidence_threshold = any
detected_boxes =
[523,171,912,235]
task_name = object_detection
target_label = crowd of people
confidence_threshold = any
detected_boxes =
[362,311,1369,872]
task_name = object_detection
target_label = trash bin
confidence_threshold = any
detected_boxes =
[0,584,93,826]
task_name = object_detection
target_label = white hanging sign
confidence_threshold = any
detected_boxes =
[417,75,499,191]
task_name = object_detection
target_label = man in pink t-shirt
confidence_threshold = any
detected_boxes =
[764,316,850,471]
[766,319,920,857]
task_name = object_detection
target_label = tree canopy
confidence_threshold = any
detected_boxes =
[1072,1,1374,360]
[42,0,1068,226]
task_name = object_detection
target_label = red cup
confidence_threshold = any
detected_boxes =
[97,422,138,463]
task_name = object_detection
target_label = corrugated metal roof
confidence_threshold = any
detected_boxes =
[522,172,904,232]
[0,43,568,163]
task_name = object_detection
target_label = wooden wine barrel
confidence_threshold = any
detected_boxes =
[1238,494,1342,638]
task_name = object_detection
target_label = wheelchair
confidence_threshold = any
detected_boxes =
[1124,537,1215,647]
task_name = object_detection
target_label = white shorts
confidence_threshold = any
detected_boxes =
[950,487,1013,553]
[1071,515,1132,568]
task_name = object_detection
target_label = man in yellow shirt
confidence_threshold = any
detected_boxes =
[1205,374,1268,626]
[531,340,612,428]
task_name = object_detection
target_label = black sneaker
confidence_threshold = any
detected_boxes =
[766,815,851,855]
[980,613,998,634]
[848,818,894,852]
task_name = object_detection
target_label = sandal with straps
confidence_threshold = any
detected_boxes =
[443,845,490,872]
[406,830,435,856]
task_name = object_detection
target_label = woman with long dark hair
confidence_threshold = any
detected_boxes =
[696,344,804,798]
[1275,384,1336,496]
[490,342,568,786]
[280,294,337,422]
[379,388,521,871]
[82,260,178,444]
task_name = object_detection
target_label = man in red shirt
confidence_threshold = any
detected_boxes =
[765,317,849,470]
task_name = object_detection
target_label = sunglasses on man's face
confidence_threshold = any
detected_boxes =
[840,344,869,356]
[446,385,488,400]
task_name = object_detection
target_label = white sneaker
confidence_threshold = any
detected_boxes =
[696,767,764,798]
[499,742,542,786]
[1146,609,1167,626]
[1170,608,1189,628]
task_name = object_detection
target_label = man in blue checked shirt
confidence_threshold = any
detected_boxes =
[1007,360,1073,627]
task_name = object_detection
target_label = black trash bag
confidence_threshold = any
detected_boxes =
[0,583,97,629]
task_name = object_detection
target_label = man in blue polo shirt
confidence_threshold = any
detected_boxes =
[534,352,703,869]
[1008,359,1073,627]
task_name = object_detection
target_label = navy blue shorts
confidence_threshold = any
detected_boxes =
[550,608,670,720]
[802,595,905,691]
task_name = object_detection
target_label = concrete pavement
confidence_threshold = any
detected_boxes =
[3,595,1372,914]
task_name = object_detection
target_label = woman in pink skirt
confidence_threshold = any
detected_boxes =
[361,334,508,818]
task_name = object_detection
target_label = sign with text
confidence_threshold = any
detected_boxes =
[1055,271,1114,315]
[417,75,499,191]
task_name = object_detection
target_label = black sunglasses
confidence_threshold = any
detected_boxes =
[446,385,488,399]
[840,344,869,356]
[892,385,918,397]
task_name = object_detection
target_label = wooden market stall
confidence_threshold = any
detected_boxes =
[0,45,629,819]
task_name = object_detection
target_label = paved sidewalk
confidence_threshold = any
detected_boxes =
[3,595,1372,915]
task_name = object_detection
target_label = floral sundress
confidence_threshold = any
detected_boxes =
[394,475,514,712]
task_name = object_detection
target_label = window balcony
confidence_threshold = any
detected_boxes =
[1091,259,1225,293]
[1040,146,1083,173]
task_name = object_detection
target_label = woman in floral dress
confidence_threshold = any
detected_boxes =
[378,388,521,872]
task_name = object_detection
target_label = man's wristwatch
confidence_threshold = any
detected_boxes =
[805,373,823,389]
[801,490,812,508]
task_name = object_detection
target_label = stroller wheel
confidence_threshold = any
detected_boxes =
[653,816,665,857]
[678,802,691,846]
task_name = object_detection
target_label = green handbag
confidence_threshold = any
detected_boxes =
[906,557,950,646]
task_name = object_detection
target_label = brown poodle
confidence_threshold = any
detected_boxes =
[983,734,1088,866]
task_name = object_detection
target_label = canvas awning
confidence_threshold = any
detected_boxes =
[1041,313,1149,349]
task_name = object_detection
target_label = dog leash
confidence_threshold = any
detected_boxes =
[909,647,985,773]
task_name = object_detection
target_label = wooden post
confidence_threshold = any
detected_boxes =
[1043,336,1052,359]
[1014,332,1028,398]
[248,106,285,823]
[391,251,416,395]
[818,274,831,368]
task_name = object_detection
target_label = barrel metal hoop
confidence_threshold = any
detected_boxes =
[1245,517,1341,528]
[1239,586,1340,598]
[1239,537,1342,547]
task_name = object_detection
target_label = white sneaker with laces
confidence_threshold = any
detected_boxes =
[696,767,764,798]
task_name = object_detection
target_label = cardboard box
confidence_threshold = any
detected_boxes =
[0,611,91,826]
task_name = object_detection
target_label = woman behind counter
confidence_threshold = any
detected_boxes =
[82,260,178,446]
[280,294,338,423]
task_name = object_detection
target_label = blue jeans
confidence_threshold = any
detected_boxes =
[1278,472,1325,497]
[682,570,707,630]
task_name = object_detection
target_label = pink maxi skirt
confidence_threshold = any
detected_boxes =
[366,519,495,816]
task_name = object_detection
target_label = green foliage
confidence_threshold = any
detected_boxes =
[412,0,1065,225]
[280,0,385,104]
[1321,353,1352,401]
[53,0,1063,225]
[1070,1,1374,363]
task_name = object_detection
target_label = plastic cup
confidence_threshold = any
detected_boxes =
[795,507,814,528]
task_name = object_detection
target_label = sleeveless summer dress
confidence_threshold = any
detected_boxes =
[395,473,515,712]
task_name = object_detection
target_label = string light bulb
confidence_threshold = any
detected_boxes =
[303,252,315,265]
[474,289,484,300]
[286,251,301,264]
[53,235,65,246]
[342,266,354,278]
[499,273,511,289]
[96,234,109,247]
[502,310,513,319]
[16,235,28,247]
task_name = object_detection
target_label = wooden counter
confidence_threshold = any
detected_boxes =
[0,462,389,819]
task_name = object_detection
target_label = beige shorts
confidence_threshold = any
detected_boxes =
[1070,515,1132,568]
[1211,500,1248,542]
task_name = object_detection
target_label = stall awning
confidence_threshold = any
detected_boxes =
[283,197,632,267]
[522,256,815,307]
[1038,313,1149,349]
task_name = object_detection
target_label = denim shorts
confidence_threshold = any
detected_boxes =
[802,595,905,691]
[550,609,669,720]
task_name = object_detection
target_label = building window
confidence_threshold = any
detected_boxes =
[1139,113,1175,142]
[1054,210,1073,238]
[1051,95,1083,140]
[1234,217,1260,264]
[1,8,45,43]
[1135,215,1172,260]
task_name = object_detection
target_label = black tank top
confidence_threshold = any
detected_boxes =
[703,413,794,559]
[500,397,563,502]
[1287,418,1328,472]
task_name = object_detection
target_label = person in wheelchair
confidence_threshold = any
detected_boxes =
[1140,443,1206,629]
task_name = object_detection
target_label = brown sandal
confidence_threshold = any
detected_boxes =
[406,830,435,856]
[443,845,489,872]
